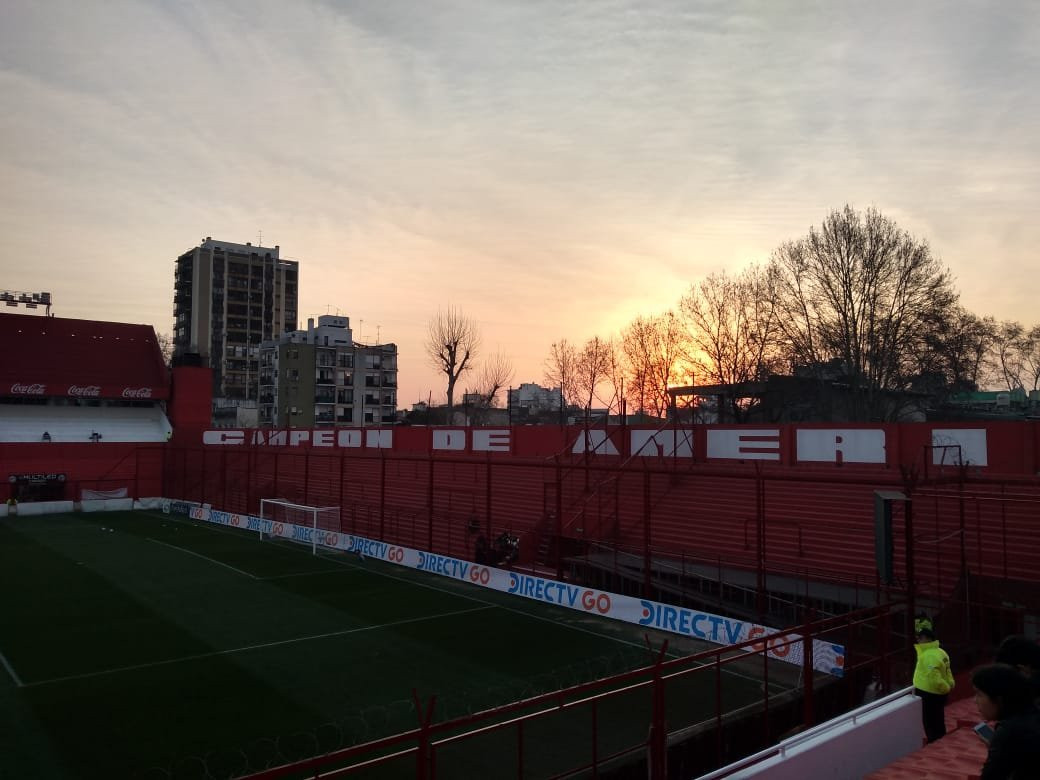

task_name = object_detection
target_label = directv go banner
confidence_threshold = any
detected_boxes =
[177,502,845,677]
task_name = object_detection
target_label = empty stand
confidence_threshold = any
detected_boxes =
[0,404,172,443]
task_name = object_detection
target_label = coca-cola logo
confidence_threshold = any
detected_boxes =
[68,385,101,398]
[121,387,153,399]
[10,383,45,395]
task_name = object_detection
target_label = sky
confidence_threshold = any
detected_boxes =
[2,0,1038,406]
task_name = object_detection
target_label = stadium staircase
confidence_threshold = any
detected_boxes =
[863,693,987,779]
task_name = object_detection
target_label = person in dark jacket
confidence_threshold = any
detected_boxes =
[994,635,1040,706]
[914,627,955,743]
[972,663,1040,780]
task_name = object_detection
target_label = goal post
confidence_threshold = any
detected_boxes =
[258,498,341,555]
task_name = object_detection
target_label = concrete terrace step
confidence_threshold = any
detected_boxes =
[864,697,986,780]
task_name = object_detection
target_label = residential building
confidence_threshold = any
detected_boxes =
[259,315,397,427]
[508,383,563,416]
[172,238,299,420]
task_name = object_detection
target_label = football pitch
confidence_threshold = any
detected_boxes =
[0,511,786,779]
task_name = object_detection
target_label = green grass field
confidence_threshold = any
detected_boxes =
[0,510,786,779]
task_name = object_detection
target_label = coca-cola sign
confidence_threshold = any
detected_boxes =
[121,387,153,399]
[67,385,102,398]
[10,383,46,395]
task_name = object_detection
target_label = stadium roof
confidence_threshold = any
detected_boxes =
[0,312,169,401]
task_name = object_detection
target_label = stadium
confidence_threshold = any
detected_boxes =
[2,308,1039,779]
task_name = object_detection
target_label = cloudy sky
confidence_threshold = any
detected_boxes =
[2,0,1038,405]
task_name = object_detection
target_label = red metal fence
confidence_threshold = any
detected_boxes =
[241,604,905,780]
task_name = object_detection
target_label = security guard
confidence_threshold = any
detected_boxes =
[914,626,955,743]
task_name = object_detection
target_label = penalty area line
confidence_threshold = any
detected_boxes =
[24,605,494,689]
[145,537,259,580]
[260,569,351,581]
[0,648,24,687]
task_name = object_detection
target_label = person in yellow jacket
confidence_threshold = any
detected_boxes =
[914,626,955,743]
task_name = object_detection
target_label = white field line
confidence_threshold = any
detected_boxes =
[306,546,790,693]
[260,569,351,581]
[25,605,494,689]
[146,511,790,692]
[145,537,258,580]
[0,648,24,687]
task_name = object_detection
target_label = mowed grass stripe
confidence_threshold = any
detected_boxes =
[19,642,333,780]
[143,511,673,658]
[2,514,487,682]
[25,604,495,688]
[145,536,260,578]
[154,511,792,693]
[0,519,217,681]
[1,511,780,779]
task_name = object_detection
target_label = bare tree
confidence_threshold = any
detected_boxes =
[1021,325,1040,392]
[621,312,684,418]
[574,336,613,414]
[679,264,783,420]
[993,320,1027,391]
[543,339,580,414]
[155,331,174,367]
[426,306,480,421]
[463,352,515,424]
[602,337,627,417]
[915,307,996,395]
[986,321,1040,393]
[769,205,958,420]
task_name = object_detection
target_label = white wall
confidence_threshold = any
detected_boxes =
[699,689,922,780]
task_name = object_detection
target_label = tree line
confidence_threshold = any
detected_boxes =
[427,206,1039,423]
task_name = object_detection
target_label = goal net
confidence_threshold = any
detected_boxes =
[258,498,341,555]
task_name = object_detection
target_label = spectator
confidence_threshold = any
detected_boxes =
[473,534,489,565]
[994,635,1040,705]
[914,626,955,743]
[972,663,1040,779]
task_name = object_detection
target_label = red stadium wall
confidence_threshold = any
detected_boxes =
[0,443,164,502]
[5,421,1037,600]
[167,366,213,432]
[160,421,1040,602]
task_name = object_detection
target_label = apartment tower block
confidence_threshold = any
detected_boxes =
[172,238,299,411]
